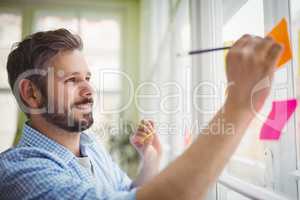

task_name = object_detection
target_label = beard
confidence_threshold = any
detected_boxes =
[41,97,94,132]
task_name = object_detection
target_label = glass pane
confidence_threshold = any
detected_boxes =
[222,0,269,189]
[80,15,121,91]
[0,93,18,152]
[223,0,264,41]
[34,12,121,91]
[84,50,119,69]
[0,12,21,88]
[34,12,79,33]
[0,13,21,48]
[80,18,120,51]
[91,93,121,137]
[0,49,10,88]
[173,0,192,153]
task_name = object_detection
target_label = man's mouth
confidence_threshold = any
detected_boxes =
[73,100,93,113]
[73,103,93,113]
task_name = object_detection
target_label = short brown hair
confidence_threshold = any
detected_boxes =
[6,28,83,104]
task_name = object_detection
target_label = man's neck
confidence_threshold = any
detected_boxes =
[29,117,81,157]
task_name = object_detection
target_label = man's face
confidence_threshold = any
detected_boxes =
[41,50,94,132]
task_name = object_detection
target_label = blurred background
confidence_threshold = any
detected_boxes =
[1,0,300,199]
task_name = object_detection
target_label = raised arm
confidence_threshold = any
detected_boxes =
[136,35,283,200]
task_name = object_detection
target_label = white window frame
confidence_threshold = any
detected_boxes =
[190,0,223,199]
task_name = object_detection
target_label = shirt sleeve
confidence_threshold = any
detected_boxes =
[105,188,137,200]
[0,154,137,200]
[103,159,138,200]
[95,141,136,191]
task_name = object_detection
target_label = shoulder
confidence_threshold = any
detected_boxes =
[0,147,98,200]
[0,145,67,164]
[0,146,68,182]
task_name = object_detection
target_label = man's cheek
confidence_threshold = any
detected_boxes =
[48,93,68,114]
[66,86,79,104]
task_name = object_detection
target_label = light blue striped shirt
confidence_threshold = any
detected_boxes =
[0,122,137,200]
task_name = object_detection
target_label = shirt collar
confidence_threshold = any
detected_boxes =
[18,122,94,163]
[80,131,94,157]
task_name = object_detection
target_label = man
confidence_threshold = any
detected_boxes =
[0,29,282,200]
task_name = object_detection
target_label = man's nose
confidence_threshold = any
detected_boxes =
[79,81,94,98]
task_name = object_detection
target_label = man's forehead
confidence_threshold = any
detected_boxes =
[51,50,91,76]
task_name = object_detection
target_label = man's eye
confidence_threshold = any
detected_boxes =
[65,77,76,83]
[86,76,91,81]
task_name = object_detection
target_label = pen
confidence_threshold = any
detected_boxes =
[141,132,153,144]
[189,46,231,55]
[176,46,231,57]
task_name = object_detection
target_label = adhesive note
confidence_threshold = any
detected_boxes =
[260,99,297,140]
[267,18,292,68]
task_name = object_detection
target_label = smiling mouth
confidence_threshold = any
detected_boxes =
[74,103,93,112]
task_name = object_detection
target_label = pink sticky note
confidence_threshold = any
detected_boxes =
[260,99,297,140]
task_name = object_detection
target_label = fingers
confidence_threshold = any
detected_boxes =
[232,34,252,49]
[141,134,153,145]
[132,119,156,146]
[265,43,283,72]
[227,34,253,67]
[251,36,283,74]
[230,34,282,70]
[138,120,155,134]
[137,124,152,136]
[148,120,155,129]
[131,133,153,147]
[253,36,274,57]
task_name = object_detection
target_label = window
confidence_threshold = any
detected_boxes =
[220,0,297,199]
[138,0,192,168]
[0,11,21,152]
[0,12,21,88]
[139,0,173,167]
[190,0,298,199]
[171,0,192,156]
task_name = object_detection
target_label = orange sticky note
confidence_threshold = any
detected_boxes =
[267,18,292,68]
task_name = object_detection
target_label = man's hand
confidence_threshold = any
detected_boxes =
[226,35,283,113]
[131,120,162,159]
[131,120,162,187]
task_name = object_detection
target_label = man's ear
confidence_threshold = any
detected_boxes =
[18,79,43,108]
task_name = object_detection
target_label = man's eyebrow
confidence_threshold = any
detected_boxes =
[64,71,92,77]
